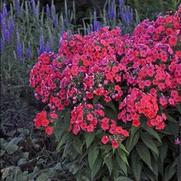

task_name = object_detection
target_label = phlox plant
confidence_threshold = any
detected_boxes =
[30,5,181,181]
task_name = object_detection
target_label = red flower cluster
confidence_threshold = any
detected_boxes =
[33,111,56,135]
[30,6,181,148]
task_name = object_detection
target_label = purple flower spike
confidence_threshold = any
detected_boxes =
[31,0,39,18]
[2,3,8,17]
[8,18,15,34]
[1,17,11,42]
[107,1,115,20]
[120,6,133,25]
[45,41,51,52]
[26,46,32,59]
[38,32,45,54]
[13,0,20,13]
[31,0,36,12]
[118,0,124,10]
[0,38,4,51]
[51,3,56,21]
[46,4,51,17]
[16,32,23,61]
[53,14,59,27]
[35,6,39,18]
[93,11,101,31]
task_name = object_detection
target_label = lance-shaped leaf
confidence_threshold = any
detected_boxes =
[88,145,99,169]
[136,143,152,171]
[85,133,95,148]
[141,133,159,156]
[126,127,140,152]
[131,150,142,181]
[143,127,161,143]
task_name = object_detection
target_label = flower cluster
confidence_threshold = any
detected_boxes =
[30,6,181,149]
[33,111,58,135]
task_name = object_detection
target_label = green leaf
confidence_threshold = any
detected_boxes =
[104,155,113,175]
[136,144,152,171]
[91,158,102,179]
[102,177,110,181]
[166,114,177,123]
[141,133,159,156]
[142,167,156,181]
[177,153,181,181]
[54,109,71,140]
[176,104,181,114]
[116,154,128,176]
[5,143,18,154]
[131,150,142,181]
[159,144,168,165]
[163,159,177,181]
[151,157,158,177]
[115,176,134,181]
[126,128,140,152]
[163,120,179,136]
[117,149,129,166]
[73,137,84,154]
[88,146,99,169]
[105,107,117,119]
[119,143,129,155]
[85,133,95,148]
[102,101,117,113]
[36,172,49,181]
[143,127,161,143]
[56,133,70,151]
[93,96,100,105]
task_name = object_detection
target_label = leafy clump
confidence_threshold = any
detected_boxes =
[30,5,181,180]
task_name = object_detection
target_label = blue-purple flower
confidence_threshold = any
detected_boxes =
[107,1,116,20]
[93,11,101,31]
[13,0,21,13]
[120,6,133,25]
[38,32,45,55]
[16,31,23,61]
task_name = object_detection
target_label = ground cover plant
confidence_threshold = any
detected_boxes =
[30,4,181,181]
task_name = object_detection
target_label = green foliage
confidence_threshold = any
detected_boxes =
[1,0,180,180]
[127,0,180,20]
[1,128,75,181]
[54,106,180,181]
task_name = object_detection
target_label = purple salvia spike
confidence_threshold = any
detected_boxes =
[31,0,36,13]
[8,18,15,34]
[1,17,10,42]
[0,38,4,51]
[107,1,115,20]
[93,11,101,31]
[59,26,65,46]
[16,32,23,60]
[26,46,32,59]
[35,6,40,18]
[45,41,51,52]
[51,3,56,21]
[46,4,51,17]
[53,14,58,27]
[13,0,20,13]
[0,13,2,24]
[38,31,45,54]
[118,0,124,10]
[125,6,133,25]
[2,3,8,17]
[120,6,133,26]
